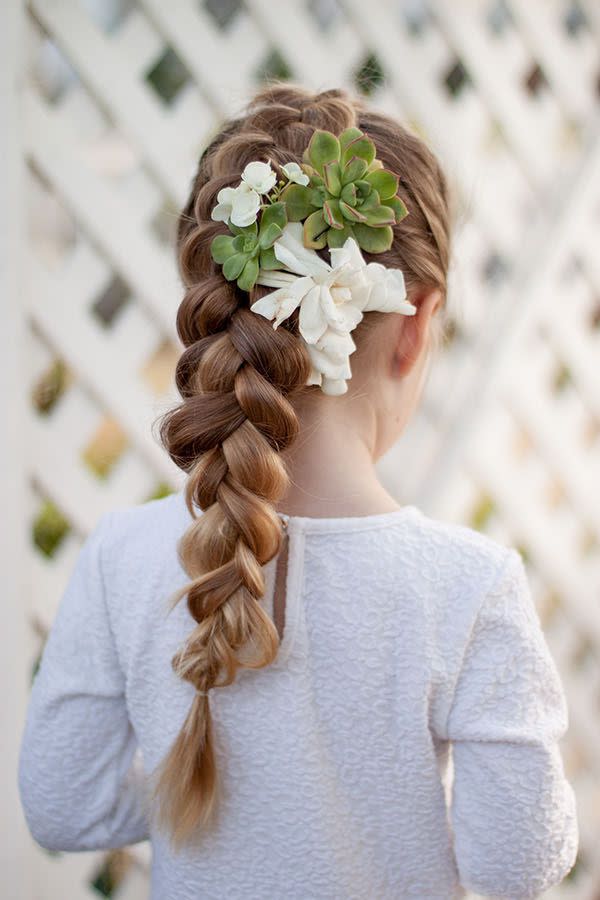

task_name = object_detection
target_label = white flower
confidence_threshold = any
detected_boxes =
[306,330,356,395]
[281,162,310,186]
[251,223,362,343]
[210,182,261,227]
[250,222,416,395]
[328,239,416,316]
[241,160,277,194]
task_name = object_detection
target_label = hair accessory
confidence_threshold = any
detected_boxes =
[210,127,414,395]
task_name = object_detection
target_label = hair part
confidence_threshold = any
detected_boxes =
[149,81,452,850]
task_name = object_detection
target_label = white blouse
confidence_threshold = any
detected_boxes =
[18,489,578,899]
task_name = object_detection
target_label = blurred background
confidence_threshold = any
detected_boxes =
[3,0,599,897]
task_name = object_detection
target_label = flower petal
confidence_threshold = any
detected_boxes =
[318,286,340,329]
[306,366,322,387]
[360,263,415,314]
[282,162,310,186]
[256,270,299,289]
[249,293,280,322]
[241,161,277,194]
[273,223,331,277]
[230,186,261,227]
[251,276,313,328]
[273,293,304,327]
[211,202,232,223]
[334,303,364,333]
[321,376,349,395]
[307,339,352,380]
[216,186,237,204]
[299,284,328,344]
[314,328,356,362]
[329,237,365,272]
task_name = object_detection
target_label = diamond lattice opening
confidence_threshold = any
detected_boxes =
[146,47,191,105]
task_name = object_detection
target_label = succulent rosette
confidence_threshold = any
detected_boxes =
[279,127,408,253]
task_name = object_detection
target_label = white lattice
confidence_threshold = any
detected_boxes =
[9,0,599,896]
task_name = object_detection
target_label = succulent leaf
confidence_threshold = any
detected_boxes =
[387,196,409,222]
[301,163,318,180]
[259,246,279,270]
[362,205,396,227]
[340,183,357,206]
[309,186,327,207]
[357,189,381,212]
[211,234,236,264]
[303,209,328,248]
[229,221,258,237]
[341,156,369,185]
[340,134,376,168]
[322,161,342,197]
[339,200,368,223]
[237,256,259,292]
[354,179,372,200]
[306,130,341,175]
[326,223,354,248]
[280,183,314,221]
[338,127,364,155]
[365,169,399,201]
[223,253,248,281]
[258,222,283,248]
[323,199,345,229]
[352,223,394,253]
[232,233,259,254]
[260,201,287,232]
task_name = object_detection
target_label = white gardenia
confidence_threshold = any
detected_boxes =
[241,160,277,194]
[210,182,261,228]
[281,162,310,186]
[251,222,416,395]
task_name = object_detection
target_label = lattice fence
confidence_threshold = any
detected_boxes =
[8,0,600,896]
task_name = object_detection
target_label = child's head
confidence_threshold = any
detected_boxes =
[173,84,451,460]
[151,83,452,849]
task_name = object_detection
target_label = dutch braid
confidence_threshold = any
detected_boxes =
[148,84,452,849]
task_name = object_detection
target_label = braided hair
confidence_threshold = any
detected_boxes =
[148,83,452,849]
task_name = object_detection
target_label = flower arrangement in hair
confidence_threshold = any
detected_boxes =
[210,127,417,395]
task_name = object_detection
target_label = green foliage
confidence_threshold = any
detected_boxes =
[32,500,71,558]
[210,127,410,291]
[287,127,408,252]
[210,202,288,291]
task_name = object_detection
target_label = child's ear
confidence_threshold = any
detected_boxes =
[392,287,442,377]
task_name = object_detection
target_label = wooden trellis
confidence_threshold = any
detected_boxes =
[7,0,599,896]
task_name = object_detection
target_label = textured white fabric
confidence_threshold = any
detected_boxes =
[18,490,578,899]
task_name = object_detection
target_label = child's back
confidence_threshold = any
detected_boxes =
[18,490,578,899]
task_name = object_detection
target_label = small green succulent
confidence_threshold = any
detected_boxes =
[279,127,408,253]
[210,201,287,291]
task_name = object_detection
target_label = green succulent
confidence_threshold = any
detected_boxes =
[210,201,287,291]
[279,127,408,253]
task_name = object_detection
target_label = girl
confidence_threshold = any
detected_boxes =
[18,84,578,899]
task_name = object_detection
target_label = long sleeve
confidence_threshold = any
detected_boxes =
[444,549,578,899]
[18,513,150,851]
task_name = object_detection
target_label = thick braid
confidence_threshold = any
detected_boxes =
[148,83,451,850]
[148,87,359,850]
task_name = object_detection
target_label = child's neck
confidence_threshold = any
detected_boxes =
[276,401,402,519]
